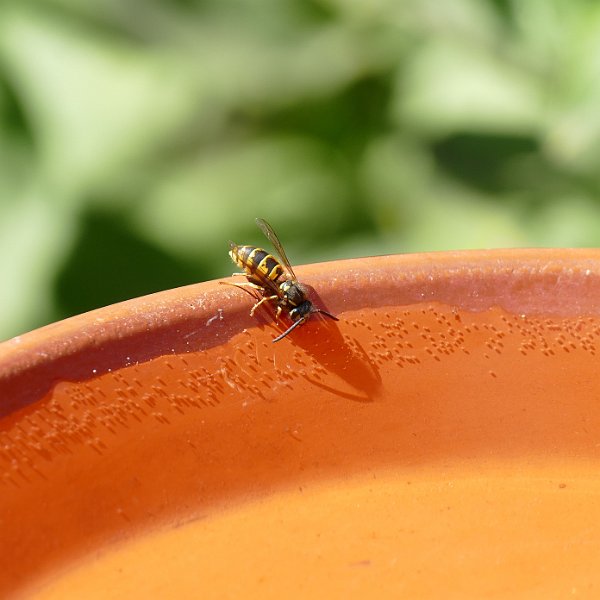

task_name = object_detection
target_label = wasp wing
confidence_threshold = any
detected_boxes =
[255,218,298,281]
[256,272,284,297]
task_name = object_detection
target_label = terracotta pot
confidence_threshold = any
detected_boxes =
[2,250,600,598]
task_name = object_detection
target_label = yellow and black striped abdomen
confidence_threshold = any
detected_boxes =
[229,243,284,285]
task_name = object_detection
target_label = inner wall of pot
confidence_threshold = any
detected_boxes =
[4,302,600,597]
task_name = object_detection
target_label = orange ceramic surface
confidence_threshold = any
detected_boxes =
[2,251,600,598]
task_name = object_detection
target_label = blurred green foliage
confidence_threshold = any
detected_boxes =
[2,0,600,340]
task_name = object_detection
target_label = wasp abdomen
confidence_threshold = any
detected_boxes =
[229,243,284,284]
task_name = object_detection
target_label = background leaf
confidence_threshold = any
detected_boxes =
[1,0,600,341]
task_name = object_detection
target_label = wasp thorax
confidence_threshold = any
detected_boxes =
[279,280,307,307]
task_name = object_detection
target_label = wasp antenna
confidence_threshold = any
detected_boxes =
[313,308,339,322]
[272,318,306,343]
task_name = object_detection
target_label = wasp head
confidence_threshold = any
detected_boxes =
[273,299,339,342]
[289,300,313,322]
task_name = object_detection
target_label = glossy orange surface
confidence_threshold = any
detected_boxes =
[2,251,600,598]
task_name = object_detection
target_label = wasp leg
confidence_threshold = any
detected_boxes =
[275,305,283,323]
[220,281,278,317]
[249,295,279,316]
[220,280,263,291]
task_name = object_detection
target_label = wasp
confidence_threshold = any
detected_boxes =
[226,218,338,342]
